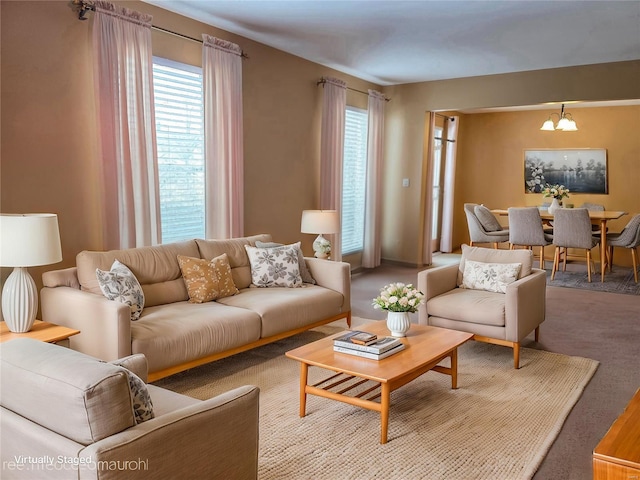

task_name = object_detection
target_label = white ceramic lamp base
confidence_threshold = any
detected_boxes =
[2,267,38,333]
[312,234,331,259]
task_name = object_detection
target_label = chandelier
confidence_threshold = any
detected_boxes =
[540,104,578,131]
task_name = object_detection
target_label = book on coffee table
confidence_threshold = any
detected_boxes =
[334,332,402,354]
[333,343,405,360]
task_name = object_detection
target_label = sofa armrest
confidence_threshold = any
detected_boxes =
[505,268,546,342]
[417,264,459,326]
[41,286,132,361]
[305,257,351,311]
[79,385,260,480]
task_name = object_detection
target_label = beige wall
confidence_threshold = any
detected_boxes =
[0,0,379,292]
[381,62,640,265]
[1,0,639,296]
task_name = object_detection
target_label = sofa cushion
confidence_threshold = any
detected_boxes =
[217,285,345,337]
[196,234,272,289]
[96,260,145,320]
[457,244,533,287]
[132,302,261,372]
[474,205,503,232]
[77,240,200,307]
[427,288,506,327]
[0,338,135,445]
[178,255,221,303]
[245,243,304,288]
[461,260,522,294]
[256,241,316,284]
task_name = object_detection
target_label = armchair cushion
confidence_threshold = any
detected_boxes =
[457,244,534,286]
[474,205,503,232]
[461,260,522,294]
[427,288,506,327]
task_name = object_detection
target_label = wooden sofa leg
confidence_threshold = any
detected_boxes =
[535,326,540,342]
[513,343,520,369]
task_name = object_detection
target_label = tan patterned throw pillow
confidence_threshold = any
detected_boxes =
[177,255,220,303]
[209,253,240,298]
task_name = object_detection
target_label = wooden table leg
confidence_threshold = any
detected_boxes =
[299,362,308,417]
[600,219,608,283]
[380,383,390,444]
[451,349,458,389]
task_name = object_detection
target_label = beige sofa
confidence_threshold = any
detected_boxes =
[0,338,259,480]
[41,234,351,381]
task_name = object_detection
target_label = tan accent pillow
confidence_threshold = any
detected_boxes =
[177,255,220,303]
[208,253,240,298]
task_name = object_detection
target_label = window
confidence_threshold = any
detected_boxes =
[152,58,205,244]
[342,107,368,255]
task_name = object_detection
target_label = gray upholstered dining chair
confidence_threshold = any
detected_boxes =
[606,213,640,283]
[551,208,600,283]
[464,203,510,249]
[580,202,606,233]
[508,207,553,269]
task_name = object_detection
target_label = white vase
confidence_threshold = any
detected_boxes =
[548,197,561,215]
[386,311,411,337]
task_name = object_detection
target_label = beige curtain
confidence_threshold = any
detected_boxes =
[319,77,347,261]
[362,90,385,268]
[92,1,160,249]
[202,35,244,239]
[421,112,436,266]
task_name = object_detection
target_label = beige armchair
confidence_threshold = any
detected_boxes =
[1,338,259,480]
[418,245,546,368]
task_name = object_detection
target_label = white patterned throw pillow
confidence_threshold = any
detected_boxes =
[461,260,522,294]
[96,260,145,320]
[245,243,304,288]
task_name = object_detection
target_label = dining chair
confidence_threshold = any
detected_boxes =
[605,214,640,283]
[508,207,553,269]
[580,203,607,233]
[551,208,600,283]
[464,203,510,249]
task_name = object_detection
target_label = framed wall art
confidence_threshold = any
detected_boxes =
[524,148,608,194]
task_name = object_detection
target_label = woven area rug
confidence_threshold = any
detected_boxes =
[154,325,598,480]
[545,266,640,295]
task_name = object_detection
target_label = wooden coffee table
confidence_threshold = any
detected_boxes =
[285,321,473,443]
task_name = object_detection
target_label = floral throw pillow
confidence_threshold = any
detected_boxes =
[124,368,154,424]
[177,255,220,303]
[255,240,316,284]
[96,260,145,321]
[461,260,522,294]
[244,243,304,288]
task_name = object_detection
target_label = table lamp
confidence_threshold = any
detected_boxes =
[0,214,62,332]
[301,210,339,259]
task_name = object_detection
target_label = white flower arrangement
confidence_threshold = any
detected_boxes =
[372,282,425,313]
[541,183,570,200]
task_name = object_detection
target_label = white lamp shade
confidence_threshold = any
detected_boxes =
[556,117,570,130]
[0,214,62,267]
[301,210,339,234]
[562,119,578,131]
[540,119,555,131]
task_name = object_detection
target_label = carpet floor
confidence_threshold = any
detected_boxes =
[155,324,598,480]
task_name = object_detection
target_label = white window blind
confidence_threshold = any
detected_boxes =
[342,107,368,255]
[152,58,205,244]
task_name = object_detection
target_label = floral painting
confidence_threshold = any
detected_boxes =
[524,149,607,194]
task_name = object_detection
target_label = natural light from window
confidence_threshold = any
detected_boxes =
[152,58,205,244]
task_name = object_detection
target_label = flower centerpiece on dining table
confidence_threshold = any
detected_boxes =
[372,282,425,337]
[541,183,570,214]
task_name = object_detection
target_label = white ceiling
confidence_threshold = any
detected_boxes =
[144,0,640,86]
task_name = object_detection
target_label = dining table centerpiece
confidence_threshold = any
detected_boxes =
[542,183,570,214]
[372,282,425,337]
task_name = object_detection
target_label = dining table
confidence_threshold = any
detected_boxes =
[492,208,628,282]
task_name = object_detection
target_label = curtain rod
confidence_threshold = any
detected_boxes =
[72,0,248,59]
[435,113,454,120]
[316,79,391,102]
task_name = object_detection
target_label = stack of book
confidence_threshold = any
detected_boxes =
[333,330,405,360]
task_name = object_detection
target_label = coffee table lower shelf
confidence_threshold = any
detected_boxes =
[286,322,473,444]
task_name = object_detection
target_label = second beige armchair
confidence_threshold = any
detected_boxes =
[418,245,546,369]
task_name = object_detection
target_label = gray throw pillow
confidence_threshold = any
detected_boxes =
[474,205,503,232]
[96,260,145,321]
[255,241,316,284]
